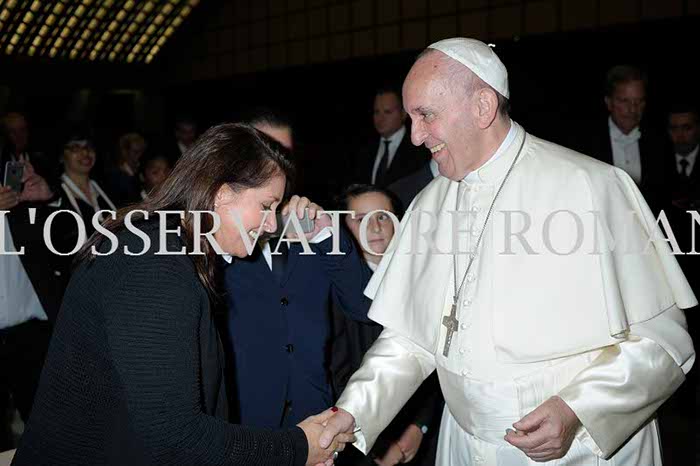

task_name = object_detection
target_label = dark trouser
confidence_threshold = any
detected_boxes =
[0,319,52,450]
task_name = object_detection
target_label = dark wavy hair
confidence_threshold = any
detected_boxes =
[335,184,404,219]
[77,123,294,296]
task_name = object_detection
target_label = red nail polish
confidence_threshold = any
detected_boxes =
[331,406,338,412]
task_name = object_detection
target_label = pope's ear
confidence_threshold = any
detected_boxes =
[476,88,498,129]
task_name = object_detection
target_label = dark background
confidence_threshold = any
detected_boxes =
[1,14,698,204]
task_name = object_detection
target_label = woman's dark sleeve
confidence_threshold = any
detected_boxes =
[101,253,308,466]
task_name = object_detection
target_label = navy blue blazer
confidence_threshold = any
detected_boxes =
[223,229,372,428]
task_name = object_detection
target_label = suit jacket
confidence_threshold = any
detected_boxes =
[668,148,700,203]
[387,163,435,211]
[222,229,372,429]
[353,129,431,187]
[585,121,674,215]
[664,147,700,299]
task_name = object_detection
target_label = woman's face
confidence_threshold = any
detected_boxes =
[214,173,285,258]
[345,192,396,259]
[63,142,95,177]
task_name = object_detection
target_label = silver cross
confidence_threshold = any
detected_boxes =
[442,302,460,357]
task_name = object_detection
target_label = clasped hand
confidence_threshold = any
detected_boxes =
[299,407,356,466]
[504,396,580,462]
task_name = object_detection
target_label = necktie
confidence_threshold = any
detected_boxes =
[375,139,391,185]
[269,237,288,284]
[680,158,690,178]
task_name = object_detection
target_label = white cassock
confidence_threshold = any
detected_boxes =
[336,121,696,465]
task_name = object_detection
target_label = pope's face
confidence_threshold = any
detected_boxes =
[403,53,481,181]
[605,80,646,135]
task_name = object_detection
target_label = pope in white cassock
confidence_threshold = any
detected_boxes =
[318,37,696,465]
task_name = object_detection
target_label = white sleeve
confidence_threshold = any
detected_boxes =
[558,305,694,458]
[336,329,436,454]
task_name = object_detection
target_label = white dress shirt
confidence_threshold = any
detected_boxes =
[676,145,698,177]
[371,126,406,184]
[0,219,48,329]
[609,118,642,185]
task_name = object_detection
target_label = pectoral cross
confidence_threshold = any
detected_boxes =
[442,301,460,357]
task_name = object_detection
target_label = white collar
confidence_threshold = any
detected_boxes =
[429,159,439,178]
[676,145,699,170]
[463,119,517,182]
[608,117,641,143]
[381,125,406,144]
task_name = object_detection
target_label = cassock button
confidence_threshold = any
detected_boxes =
[280,297,289,306]
[472,186,480,193]
[466,273,475,282]
[471,206,481,213]
[471,229,480,237]
[460,322,469,330]
[285,344,294,353]
[462,298,472,307]
[459,348,465,355]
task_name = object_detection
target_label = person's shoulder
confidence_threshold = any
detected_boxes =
[89,217,196,274]
[408,173,450,210]
[528,133,617,178]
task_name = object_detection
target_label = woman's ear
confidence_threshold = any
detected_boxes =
[214,185,230,209]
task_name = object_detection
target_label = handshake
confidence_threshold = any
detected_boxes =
[298,407,356,466]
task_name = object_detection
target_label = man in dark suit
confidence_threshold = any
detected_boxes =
[667,105,700,205]
[222,113,372,430]
[388,160,438,211]
[664,105,700,292]
[583,66,673,215]
[353,88,431,187]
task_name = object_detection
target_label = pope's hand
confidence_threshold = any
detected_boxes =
[299,408,355,466]
[319,407,355,450]
[281,195,331,240]
[504,396,580,462]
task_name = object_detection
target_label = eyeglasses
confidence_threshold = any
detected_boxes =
[64,142,94,152]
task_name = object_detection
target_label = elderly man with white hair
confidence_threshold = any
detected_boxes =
[317,38,695,466]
